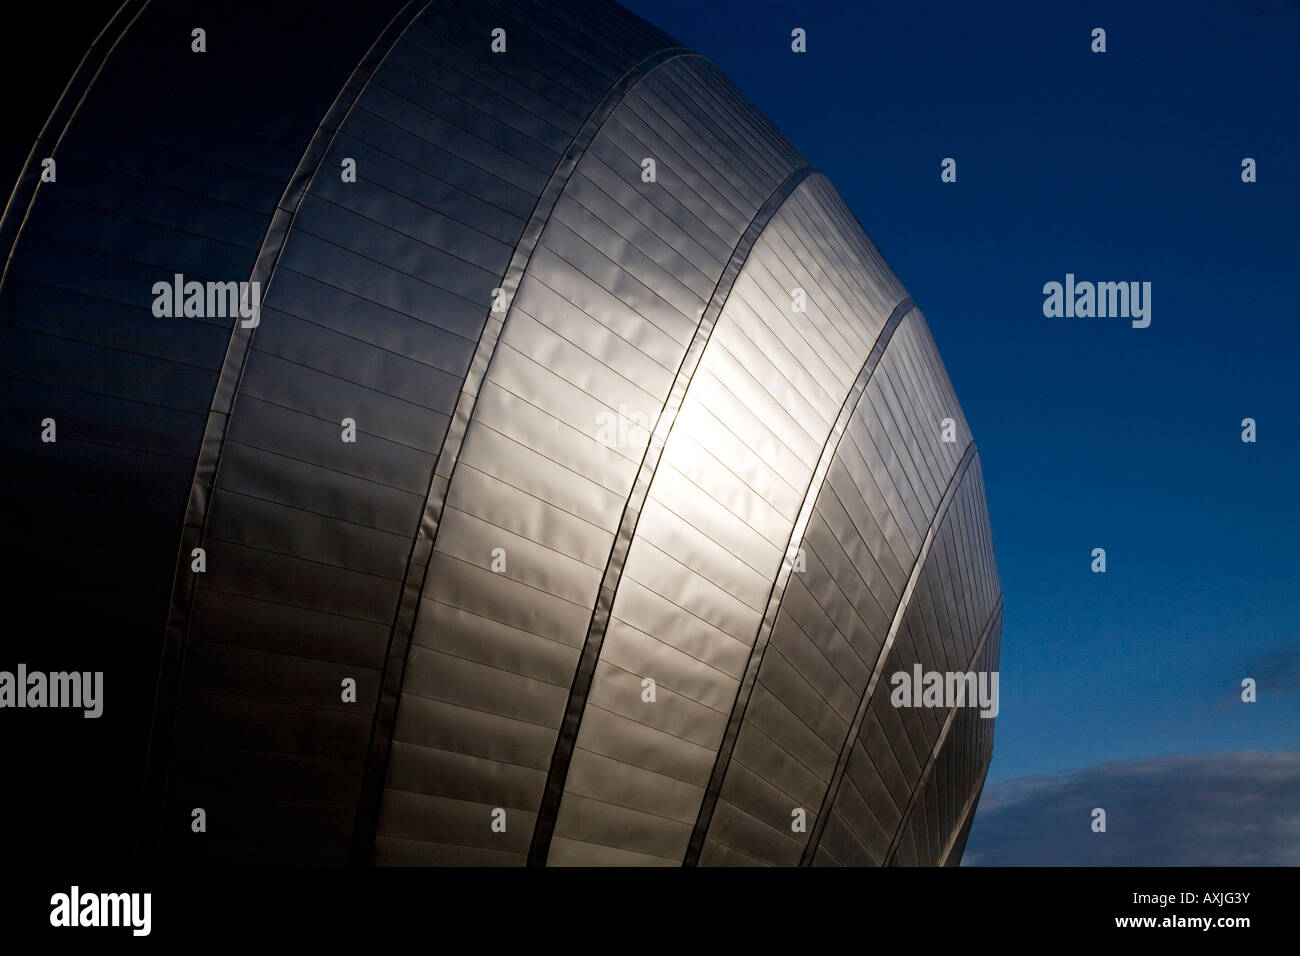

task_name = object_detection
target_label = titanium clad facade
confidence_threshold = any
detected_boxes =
[0,0,1000,866]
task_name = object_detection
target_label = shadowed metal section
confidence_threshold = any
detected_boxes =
[143,0,434,861]
[3,0,414,866]
[528,163,817,866]
[809,455,999,866]
[683,294,915,866]
[354,43,692,864]
[801,440,978,864]
[879,589,1001,866]
[0,0,148,294]
[883,595,1002,864]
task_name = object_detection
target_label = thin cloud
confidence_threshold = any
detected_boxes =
[963,751,1300,865]
[1241,646,1300,692]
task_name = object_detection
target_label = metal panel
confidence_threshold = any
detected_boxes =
[0,0,411,865]
[160,0,683,865]
[548,172,914,865]
[690,306,980,865]
[809,457,1001,866]
[375,53,808,866]
[886,604,1001,866]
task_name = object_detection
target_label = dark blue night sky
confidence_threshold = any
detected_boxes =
[621,0,1300,863]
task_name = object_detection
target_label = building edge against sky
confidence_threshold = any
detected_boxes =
[0,0,1000,865]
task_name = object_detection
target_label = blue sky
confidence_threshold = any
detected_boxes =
[621,0,1300,861]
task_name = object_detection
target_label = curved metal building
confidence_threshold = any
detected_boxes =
[1,0,1000,866]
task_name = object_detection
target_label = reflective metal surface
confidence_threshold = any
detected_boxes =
[1,0,1001,866]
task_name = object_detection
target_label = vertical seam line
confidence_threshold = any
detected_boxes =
[683,294,916,865]
[354,44,698,865]
[800,440,979,865]
[0,0,150,296]
[525,162,818,866]
[882,595,1002,865]
[142,0,436,862]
